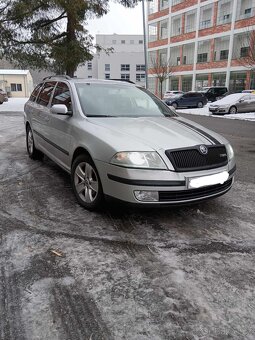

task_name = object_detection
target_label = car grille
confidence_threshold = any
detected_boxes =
[159,178,233,202]
[165,145,228,172]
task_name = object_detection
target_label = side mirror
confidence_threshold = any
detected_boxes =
[51,104,72,115]
[239,99,244,103]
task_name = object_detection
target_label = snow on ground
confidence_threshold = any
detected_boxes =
[176,104,255,122]
[1,97,255,121]
[0,97,27,112]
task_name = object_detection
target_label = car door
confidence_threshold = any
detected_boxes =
[47,82,73,170]
[31,81,56,151]
[249,94,255,112]
[179,93,191,107]
[236,95,251,113]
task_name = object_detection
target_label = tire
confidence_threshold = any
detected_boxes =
[172,102,178,109]
[197,101,203,108]
[26,125,44,160]
[71,154,104,210]
[0,102,3,105]
[229,106,237,114]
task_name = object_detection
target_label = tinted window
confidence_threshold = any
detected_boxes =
[30,83,43,102]
[51,82,72,111]
[36,82,56,107]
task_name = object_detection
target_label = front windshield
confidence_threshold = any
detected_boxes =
[75,83,177,118]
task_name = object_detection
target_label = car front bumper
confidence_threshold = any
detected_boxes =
[209,107,229,114]
[95,160,236,205]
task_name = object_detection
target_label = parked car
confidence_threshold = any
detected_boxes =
[242,89,255,94]
[199,86,228,102]
[164,92,207,109]
[163,90,184,99]
[0,89,8,104]
[24,76,235,210]
[209,93,255,114]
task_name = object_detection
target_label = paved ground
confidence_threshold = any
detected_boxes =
[0,112,255,340]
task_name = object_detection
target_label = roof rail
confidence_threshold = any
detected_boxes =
[42,75,72,81]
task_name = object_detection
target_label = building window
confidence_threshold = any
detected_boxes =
[139,40,143,44]
[105,64,110,71]
[220,50,229,60]
[121,64,130,71]
[136,74,145,82]
[121,74,130,80]
[172,0,184,5]
[183,56,187,65]
[112,40,117,44]
[197,53,208,63]
[11,83,22,92]
[245,8,252,15]
[88,76,92,79]
[177,57,181,65]
[121,40,125,44]
[240,46,249,58]
[105,74,110,79]
[87,62,92,70]
[136,64,145,71]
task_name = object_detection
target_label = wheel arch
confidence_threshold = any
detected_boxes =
[229,105,237,114]
[71,147,93,166]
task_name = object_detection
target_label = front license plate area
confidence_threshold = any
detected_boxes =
[188,171,229,189]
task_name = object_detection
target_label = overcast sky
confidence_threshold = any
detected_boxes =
[86,2,144,38]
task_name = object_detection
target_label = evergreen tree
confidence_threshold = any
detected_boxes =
[0,0,138,76]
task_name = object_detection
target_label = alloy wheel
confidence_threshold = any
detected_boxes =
[74,162,99,204]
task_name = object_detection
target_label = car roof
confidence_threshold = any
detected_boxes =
[42,76,136,87]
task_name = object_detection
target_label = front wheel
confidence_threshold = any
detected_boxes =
[229,106,237,114]
[197,101,203,108]
[26,125,44,160]
[71,154,104,210]
[171,102,178,109]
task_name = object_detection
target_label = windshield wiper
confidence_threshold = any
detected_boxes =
[86,114,116,117]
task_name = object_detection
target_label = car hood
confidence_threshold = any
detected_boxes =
[210,93,244,106]
[89,116,226,151]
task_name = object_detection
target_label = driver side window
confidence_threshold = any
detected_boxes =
[51,82,72,111]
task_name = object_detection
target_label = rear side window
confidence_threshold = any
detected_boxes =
[51,82,72,111]
[30,83,43,102]
[36,81,56,107]
[217,88,227,95]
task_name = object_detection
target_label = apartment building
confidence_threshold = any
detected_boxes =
[147,0,255,94]
[76,34,146,86]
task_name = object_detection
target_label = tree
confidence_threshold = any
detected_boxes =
[149,53,175,99]
[231,21,255,89]
[0,0,139,77]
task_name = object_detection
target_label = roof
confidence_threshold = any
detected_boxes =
[0,69,30,75]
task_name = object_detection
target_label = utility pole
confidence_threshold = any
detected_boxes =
[142,0,149,89]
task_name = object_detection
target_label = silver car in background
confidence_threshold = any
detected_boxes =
[209,93,255,114]
[24,76,236,210]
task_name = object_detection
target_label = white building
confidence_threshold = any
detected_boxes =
[0,69,34,97]
[76,34,146,86]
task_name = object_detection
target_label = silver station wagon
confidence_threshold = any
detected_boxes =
[24,76,236,210]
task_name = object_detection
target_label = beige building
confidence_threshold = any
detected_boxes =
[0,69,34,98]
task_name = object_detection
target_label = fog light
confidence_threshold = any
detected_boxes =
[134,190,159,202]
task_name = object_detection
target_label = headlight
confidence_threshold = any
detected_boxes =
[226,143,234,160]
[110,151,167,169]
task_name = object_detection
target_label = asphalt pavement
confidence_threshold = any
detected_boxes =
[0,111,255,340]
